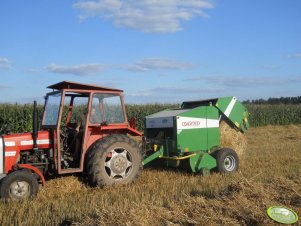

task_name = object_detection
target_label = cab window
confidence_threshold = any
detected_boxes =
[91,93,125,124]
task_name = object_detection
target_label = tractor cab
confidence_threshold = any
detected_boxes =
[41,81,140,174]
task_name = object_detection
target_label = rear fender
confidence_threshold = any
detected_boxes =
[127,127,142,136]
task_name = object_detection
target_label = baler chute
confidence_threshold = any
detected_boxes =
[143,96,249,175]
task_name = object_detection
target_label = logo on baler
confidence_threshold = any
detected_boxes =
[181,121,201,127]
[177,117,206,130]
[177,117,219,130]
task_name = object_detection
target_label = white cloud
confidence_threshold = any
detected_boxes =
[126,86,223,103]
[46,63,105,76]
[73,0,214,33]
[45,58,192,76]
[288,53,301,58]
[262,64,280,70]
[0,57,11,70]
[124,58,194,72]
[127,86,221,98]
[27,68,41,74]
[184,75,301,87]
[0,85,10,90]
[148,86,220,94]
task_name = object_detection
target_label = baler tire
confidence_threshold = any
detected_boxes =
[0,170,39,200]
[85,134,143,187]
[213,148,239,173]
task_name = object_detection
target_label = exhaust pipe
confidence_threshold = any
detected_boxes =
[32,100,38,150]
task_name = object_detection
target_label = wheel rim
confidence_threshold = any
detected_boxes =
[224,155,236,171]
[9,180,31,199]
[104,147,133,180]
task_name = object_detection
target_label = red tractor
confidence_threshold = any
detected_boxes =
[0,81,143,200]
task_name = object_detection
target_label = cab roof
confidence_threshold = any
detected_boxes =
[47,81,123,92]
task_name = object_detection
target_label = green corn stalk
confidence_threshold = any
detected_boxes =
[0,103,300,134]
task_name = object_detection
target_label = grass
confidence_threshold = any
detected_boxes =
[0,125,301,225]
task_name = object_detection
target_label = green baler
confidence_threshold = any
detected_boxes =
[142,96,249,175]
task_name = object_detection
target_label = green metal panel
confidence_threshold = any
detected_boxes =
[215,96,234,113]
[176,106,220,152]
[229,101,249,132]
[216,96,249,132]
[178,105,207,118]
[207,127,220,148]
[177,128,208,152]
[206,107,220,149]
[189,152,217,173]
[177,106,208,151]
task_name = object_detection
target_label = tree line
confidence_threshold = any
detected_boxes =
[243,96,301,105]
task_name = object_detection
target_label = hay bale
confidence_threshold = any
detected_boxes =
[220,120,247,158]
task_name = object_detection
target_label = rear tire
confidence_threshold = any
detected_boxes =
[0,170,39,200]
[213,148,239,173]
[86,134,142,186]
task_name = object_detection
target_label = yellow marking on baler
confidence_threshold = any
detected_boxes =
[160,153,196,160]
[154,144,158,151]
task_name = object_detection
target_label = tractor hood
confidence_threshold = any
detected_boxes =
[2,130,51,151]
[1,130,51,174]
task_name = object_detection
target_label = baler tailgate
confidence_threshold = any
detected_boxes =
[216,96,249,132]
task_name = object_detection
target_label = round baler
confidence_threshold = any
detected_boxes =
[142,96,249,174]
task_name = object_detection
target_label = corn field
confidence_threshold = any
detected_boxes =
[246,104,301,127]
[0,103,300,134]
[0,104,44,134]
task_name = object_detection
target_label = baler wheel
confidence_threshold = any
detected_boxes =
[0,170,39,200]
[85,134,142,186]
[213,148,239,173]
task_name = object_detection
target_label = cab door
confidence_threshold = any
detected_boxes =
[41,91,63,173]
[57,91,89,173]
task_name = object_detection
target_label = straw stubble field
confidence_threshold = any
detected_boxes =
[0,125,301,226]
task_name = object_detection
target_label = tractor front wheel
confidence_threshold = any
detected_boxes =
[213,148,239,173]
[86,134,142,187]
[0,170,39,200]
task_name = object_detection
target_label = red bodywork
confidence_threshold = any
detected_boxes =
[3,131,50,174]
[1,81,142,185]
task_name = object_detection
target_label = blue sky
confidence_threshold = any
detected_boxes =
[0,0,300,104]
